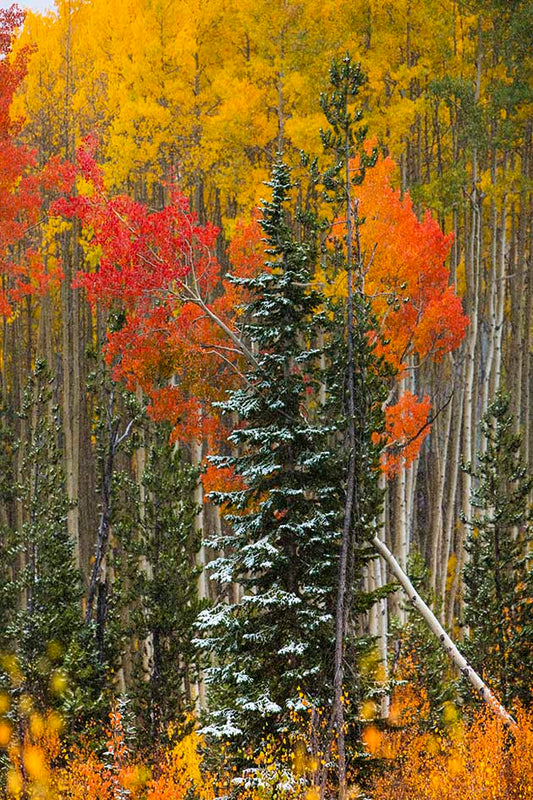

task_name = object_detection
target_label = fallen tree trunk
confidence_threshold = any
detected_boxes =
[372,535,517,729]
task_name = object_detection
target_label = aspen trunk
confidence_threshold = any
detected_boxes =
[134,405,154,688]
[392,461,409,625]
[191,437,207,710]
[61,227,78,566]
[441,384,464,618]
[429,394,452,599]
[490,194,507,397]
[372,535,517,728]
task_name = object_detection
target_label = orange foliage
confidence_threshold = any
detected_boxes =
[326,147,468,475]
[387,649,432,727]
[227,209,267,282]
[52,711,219,800]
[356,150,468,373]
[366,648,533,800]
[370,706,533,800]
[378,391,432,477]
[57,752,116,799]
[201,462,242,497]
[2,708,62,799]
[355,150,467,474]
[1,687,531,800]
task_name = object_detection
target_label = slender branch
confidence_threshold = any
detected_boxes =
[174,284,260,370]
[115,418,135,448]
[203,349,253,387]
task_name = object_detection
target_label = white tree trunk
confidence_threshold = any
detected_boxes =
[191,437,207,710]
[430,396,452,598]
[491,196,507,397]
[372,535,516,728]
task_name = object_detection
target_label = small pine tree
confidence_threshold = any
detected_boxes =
[0,404,16,641]
[0,361,105,735]
[463,393,532,707]
[9,362,82,695]
[116,431,202,741]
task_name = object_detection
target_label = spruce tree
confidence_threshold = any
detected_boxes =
[198,60,391,799]
[0,405,16,643]
[197,161,342,744]
[115,431,201,741]
[463,393,532,707]
[0,361,104,730]
[8,362,81,697]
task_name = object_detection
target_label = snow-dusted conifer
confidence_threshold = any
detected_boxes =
[197,162,341,742]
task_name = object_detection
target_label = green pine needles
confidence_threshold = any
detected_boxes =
[0,361,104,735]
[197,162,342,741]
[463,393,532,707]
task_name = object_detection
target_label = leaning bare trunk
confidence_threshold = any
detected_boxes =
[372,535,516,728]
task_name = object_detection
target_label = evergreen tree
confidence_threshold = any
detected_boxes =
[0,361,104,731]
[0,405,16,642]
[116,431,201,741]
[197,162,342,745]
[463,393,532,707]
[318,55,389,795]
[6,362,82,697]
[198,60,391,799]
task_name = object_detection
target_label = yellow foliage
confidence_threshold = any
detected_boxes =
[50,670,68,697]
[9,0,527,256]
[0,692,10,715]
[6,769,23,797]
[0,720,13,747]
[455,259,466,298]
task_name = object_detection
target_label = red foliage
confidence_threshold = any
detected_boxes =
[55,139,262,446]
[0,5,27,136]
[0,5,74,317]
[55,137,467,475]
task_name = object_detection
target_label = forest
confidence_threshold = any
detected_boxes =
[0,0,531,797]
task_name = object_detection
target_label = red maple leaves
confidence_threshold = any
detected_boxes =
[50,138,467,475]
[0,76,467,477]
